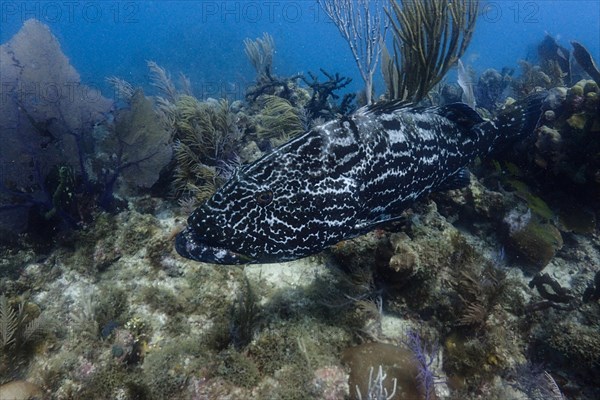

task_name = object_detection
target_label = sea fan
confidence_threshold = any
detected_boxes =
[403,330,440,400]
[0,294,47,352]
[0,295,18,347]
[510,363,565,400]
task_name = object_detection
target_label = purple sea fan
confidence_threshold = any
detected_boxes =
[0,19,112,231]
[403,330,441,400]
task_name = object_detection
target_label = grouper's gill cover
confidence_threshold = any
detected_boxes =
[176,94,545,264]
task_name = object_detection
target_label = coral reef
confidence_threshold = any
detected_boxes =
[1,16,600,400]
[0,20,175,236]
[243,34,304,107]
[511,60,555,96]
[111,60,249,206]
[475,68,512,111]
[243,34,356,120]
[245,70,305,107]
[538,34,571,85]
[1,165,599,400]
[526,78,599,216]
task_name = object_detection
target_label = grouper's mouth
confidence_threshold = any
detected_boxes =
[175,227,254,265]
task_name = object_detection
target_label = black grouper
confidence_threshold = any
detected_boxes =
[176,94,545,264]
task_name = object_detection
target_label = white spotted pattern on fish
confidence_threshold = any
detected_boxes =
[176,94,544,264]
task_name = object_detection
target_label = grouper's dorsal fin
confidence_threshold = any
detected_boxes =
[364,99,414,115]
[436,103,485,129]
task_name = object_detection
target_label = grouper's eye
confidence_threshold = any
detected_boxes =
[256,190,273,206]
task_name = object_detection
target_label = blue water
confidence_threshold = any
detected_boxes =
[1,0,599,100]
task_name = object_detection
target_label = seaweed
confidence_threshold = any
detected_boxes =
[527,273,576,311]
[583,270,600,303]
[244,33,275,79]
[213,347,260,388]
[69,289,99,341]
[0,294,48,369]
[171,97,241,203]
[452,265,510,331]
[256,95,305,145]
[229,277,261,350]
[384,0,479,102]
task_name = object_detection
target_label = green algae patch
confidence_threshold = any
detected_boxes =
[213,347,260,388]
[506,179,555,220]
[567,112,587,130]
[506,219,563,270]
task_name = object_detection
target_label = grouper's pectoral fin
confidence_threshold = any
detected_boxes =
[352,207,408,235]
[437,167,471,191]
[353,213,411,237]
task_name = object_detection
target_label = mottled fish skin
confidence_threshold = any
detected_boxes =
[176,94,544,264]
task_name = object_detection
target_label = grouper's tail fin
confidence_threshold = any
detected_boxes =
[486,91,546,150]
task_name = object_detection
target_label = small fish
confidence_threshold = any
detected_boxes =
[176,94,544,264]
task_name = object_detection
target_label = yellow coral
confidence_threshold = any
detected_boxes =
[567,112,586,130]
[171,97,240,201]
[257,95,304,145]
